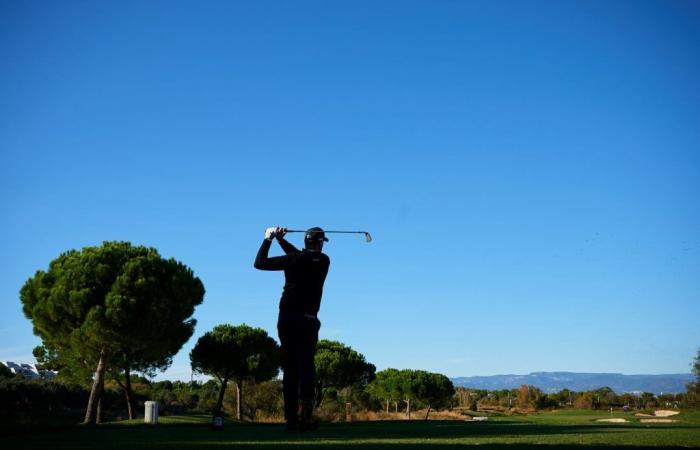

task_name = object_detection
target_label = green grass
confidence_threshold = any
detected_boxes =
[5,410,700,449]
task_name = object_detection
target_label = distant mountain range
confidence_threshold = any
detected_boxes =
[450,372,694,394]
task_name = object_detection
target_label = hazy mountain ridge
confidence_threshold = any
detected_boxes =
[451,371,694,394]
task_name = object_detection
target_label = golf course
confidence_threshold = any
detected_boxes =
[5,410,700,449]
[3,1,700,449]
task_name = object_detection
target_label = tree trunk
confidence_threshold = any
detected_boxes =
[96,394,103,424]
[315,383,323,407]
[214,377,228,415]
[235,380,243,421]
[124,367,135,420]
[425,405,431,420]
[394,401,398,414]
[97,374,105,423]
[386,399,389,414]
[406,399,411,420]
[114,367,136,420]
[83,350,107,425]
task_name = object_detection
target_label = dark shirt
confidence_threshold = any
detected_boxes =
[254,238,330,317]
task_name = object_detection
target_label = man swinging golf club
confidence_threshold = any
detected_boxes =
[254,226,330,431]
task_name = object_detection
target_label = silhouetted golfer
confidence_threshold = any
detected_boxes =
[254,226,330,431]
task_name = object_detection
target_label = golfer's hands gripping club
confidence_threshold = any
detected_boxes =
[264,226,288,241]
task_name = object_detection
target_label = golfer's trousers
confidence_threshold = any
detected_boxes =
[277,313,320,423]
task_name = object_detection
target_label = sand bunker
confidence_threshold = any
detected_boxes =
[640,419,676,423]
[653,410,679,417]
[635,410,679,418]
[596,418,627,423]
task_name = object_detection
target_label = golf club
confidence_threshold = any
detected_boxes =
[286,229,373,243]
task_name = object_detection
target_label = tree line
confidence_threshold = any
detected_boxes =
[2,332,454,422]
[454,385,694,412]
[4,343,700,421]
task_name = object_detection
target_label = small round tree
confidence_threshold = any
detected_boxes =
[190,324,280,420]
[314,340,376,406]
[367,368,403,414]
[413,370,454,419]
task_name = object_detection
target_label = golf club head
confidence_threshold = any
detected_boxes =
[364,232,372,243]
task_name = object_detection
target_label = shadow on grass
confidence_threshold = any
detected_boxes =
[5,418,698,449]
[152,445,700,450]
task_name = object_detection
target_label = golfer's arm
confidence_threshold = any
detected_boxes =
[254,240,289,270]
[277,237,300,255]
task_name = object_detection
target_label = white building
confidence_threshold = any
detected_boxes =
[1,361,58,380]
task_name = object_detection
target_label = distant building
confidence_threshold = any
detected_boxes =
[1,361,57,380]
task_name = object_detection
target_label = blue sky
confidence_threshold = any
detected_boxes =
[1,0,698,381]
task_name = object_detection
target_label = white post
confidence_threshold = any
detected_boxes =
[144,401,159,425]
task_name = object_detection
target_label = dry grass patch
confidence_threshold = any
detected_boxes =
[351,409,467,421]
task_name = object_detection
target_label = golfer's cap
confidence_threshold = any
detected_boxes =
[305,227,328,242]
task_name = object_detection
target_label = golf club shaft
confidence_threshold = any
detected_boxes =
[285,229,372,242]
[286,230,365,234]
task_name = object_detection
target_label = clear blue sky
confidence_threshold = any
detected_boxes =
[1,0,699,381]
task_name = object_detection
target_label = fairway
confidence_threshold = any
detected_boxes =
[6,410,700,450]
